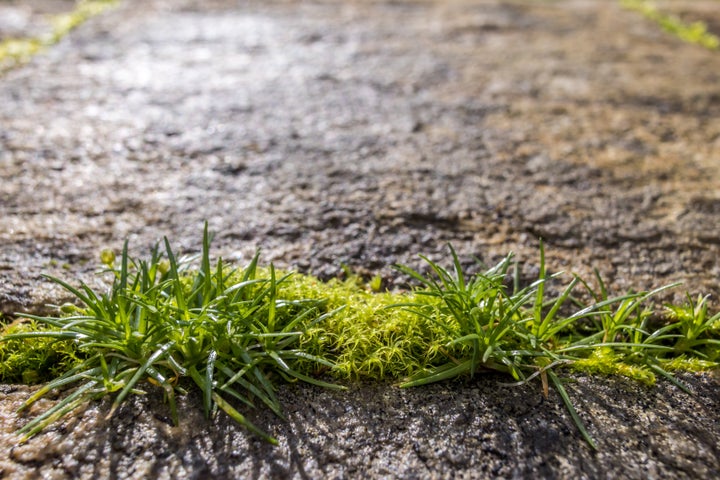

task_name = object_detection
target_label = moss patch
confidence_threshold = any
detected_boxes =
[0,0,118,72]
[621,0,720,51]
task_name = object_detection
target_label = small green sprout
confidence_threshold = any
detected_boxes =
[100,249,115,267]
[369,275,383,293]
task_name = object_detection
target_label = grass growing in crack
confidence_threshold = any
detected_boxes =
[389,244,718,449]
[1,228,719,449]
[391,243,608,447]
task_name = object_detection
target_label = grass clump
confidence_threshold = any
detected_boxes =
[380,243,718,449]
[2,223,343,444]
[1,226,719,450]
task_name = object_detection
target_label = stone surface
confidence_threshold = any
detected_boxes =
[1,0,719,478]
[0,1,76,41]
[1,373,720,479]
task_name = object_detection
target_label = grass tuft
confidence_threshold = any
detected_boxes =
[2,223,344,444]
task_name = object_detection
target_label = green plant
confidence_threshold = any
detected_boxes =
[621,0,720,51]
[394,247,535,385]
[391,244,603,448]
[0,318,81,384]
[2,229,718,451]
[665,294,720,360]
[389,243,720,449]
[558,274,719,393]
[0,0,119,72]
[284,272,448,380]
[2,223,343,443]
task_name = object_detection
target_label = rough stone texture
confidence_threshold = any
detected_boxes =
[2,373,720,479]
[0,0,719,478]
[0,1,76,41]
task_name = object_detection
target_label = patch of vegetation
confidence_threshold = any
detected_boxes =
[0,0,118,72]
[621,0,720,51]
[383,244,718,448]
[0,318,81,384]
[1,224,718,449]
[1,224,344,444]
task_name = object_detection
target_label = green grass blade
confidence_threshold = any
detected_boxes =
[533,240,547,331]
[163,237,187,315]
[18,365,103,412]
[201,222,213,305]
[449,245,466,292]
[215,361,265,407]
[647,363,692,395]
[18,379,100,439]
[268,265,277,332]
[448,333,481,348]
[204,349,218,418]
[217,383,258,410]
[0,330,81,341]
[242,250,261,283]
[40,274,102,318]
[120,239,129,293]
[393,263,439,290]
[538,277,581,338]
[108,342,174,418]
[278,366,346,390]
[400,359,474,388]
[547,370,597,450]
[211,391,278,445]
[188,365,212,418]
[145,366,179,426]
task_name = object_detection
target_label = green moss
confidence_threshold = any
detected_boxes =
[570,347,656,386]
[0,0,119,72]
[621,0,720,51]
[0,319,82,384]
[660,355,718,373]
[279,275,453,379]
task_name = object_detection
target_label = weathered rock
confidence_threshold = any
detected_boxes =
[1,0,719,478]
[0,1,76,41]
[1,373,719,479]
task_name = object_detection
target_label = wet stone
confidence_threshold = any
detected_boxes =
[1,0,720,478]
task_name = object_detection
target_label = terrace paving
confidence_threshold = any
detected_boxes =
[1,0,719,478]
